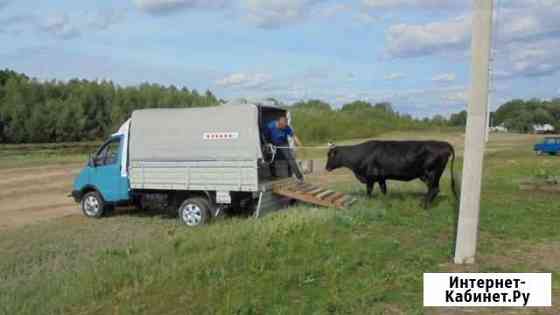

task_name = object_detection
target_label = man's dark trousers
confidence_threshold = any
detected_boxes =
[270,143,304,181]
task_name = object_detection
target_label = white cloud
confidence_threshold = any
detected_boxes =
[132,0,326,26]
[1,9,126,39]
[386,15,470,58]
[386,1,560,59]
[432,73,456,82]
[243,0,320,28]
[339,85,470,116]
[302,66,330,80]
[494,38,560,79]
[0,15,34,35]
[353,12,380,24]
[87,9,127,30]
[443,90,468,103]
[384,73,404,80]
[317,3,351,18]
[363,0,464,11]
[216,72,272,88]
[134,0,226,14]
[40,14,80,39]
[496,3,560,43]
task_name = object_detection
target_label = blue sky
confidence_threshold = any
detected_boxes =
[1,0,560,117]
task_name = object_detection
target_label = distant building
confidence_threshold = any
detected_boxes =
[533,124,555,134]
[490,124,508,133]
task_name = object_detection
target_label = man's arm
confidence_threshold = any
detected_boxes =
[286,125,302,146]
[293,135,303,147]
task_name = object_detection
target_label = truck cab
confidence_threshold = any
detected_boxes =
[72,132,131,218]
[534,137,560,155]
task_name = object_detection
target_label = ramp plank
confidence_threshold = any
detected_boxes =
[334,195,350,207]
[272,183,355,209]
[316,190,335,200]
[325,192,345,203]
[300,185,320,193]
[307,188,324,196]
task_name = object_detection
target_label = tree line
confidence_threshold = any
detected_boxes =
[448,98,560,132]
[0,69,451,144]
[0,69,219,143]
[288,99,449,143]
[2,69,557,144]
[493,98,560,132]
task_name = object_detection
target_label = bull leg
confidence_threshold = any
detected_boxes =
[422,172,434,209]
[423,190,431,209]
[424,171,443,208]
[379,179,388,195]
[425,187,440,208]
[366,179,375,197]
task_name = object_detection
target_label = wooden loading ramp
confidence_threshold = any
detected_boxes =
[272,182,357,209]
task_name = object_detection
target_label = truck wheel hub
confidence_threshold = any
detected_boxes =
[182,204,202,226]
[84,196,100,216]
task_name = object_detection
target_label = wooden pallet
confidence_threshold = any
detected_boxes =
[272,182,357,209]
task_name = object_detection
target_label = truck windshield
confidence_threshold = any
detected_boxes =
[95,137,120,166]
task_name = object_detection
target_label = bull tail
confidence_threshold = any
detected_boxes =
[449,144,459,202]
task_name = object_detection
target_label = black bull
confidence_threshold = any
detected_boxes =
[325,140,458,208]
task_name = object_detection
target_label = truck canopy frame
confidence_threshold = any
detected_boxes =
[127,103,289,194]
[129,104,273,163]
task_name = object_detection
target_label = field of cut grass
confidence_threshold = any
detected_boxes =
[0,132,559,314]
[0,142,99,169]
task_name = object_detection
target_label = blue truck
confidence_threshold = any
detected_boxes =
[71,103,298,226]
[534,136,560,155]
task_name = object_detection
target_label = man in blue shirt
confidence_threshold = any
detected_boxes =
[265,116,304,182]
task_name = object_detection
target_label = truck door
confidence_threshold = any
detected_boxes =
[543,138,555,153]
[91,135,130,202]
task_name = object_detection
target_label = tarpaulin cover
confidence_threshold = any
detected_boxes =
[129,105,263,162]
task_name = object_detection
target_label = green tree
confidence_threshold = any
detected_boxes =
[341,100,371,112]
[291,99,332,111]
[0,69,220,143]
[374,102,394,113]
[449,110,467,126]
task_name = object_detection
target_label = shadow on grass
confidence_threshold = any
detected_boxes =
[109,205,257,224]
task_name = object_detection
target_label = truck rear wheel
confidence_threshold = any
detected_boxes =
[178,197,210,227]
[81,191,106,218]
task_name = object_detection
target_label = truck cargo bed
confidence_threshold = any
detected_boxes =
[129,160,259,192]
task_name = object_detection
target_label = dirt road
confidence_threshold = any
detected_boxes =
[0,133,539,230]
[0,163,82,230]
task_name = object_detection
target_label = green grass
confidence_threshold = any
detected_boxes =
[1,133,559,314]
[0,142,99,168]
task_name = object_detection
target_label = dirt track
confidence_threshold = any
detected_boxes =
[0,133,538,231]
[0,163,82,230]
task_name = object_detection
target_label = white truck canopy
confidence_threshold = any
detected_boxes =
[129,105,266,163]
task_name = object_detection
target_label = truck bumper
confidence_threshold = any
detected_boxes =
[70,190,82,203]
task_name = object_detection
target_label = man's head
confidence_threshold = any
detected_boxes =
[277,116,288,129]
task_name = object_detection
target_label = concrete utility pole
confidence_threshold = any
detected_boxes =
[454,0,494,264]
[486,97,491,143]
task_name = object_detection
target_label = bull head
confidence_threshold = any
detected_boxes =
[326,142,339,171]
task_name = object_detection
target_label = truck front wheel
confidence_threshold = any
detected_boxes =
[178,197,210,227]
[81,191,106,218]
